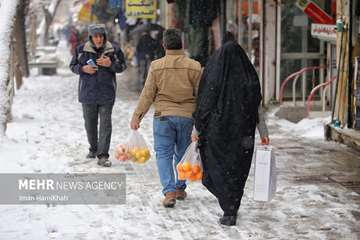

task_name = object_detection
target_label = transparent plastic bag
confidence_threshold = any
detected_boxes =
[115,130,151,163]
[127,130,151,164]
[176,142,203,181]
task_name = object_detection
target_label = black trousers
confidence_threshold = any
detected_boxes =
[82,103,113,159]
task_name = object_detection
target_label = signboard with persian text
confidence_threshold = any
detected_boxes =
[311,24,336,43]
[126,0,157,19]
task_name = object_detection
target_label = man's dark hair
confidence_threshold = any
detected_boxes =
[163,29,182,50]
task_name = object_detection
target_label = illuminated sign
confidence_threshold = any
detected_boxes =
[126,0,157,19]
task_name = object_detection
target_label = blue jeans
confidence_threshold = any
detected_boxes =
[153,116,193,195]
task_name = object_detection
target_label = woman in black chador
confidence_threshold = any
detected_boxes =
[193,40,261,226]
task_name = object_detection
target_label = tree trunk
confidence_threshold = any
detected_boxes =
[5,41,16,123]
[43,7,53,46]
[0,1,19,138]
[38,0,61,46]
[29,14,37,60]
[13,0,29,79]
[11,0,30,93]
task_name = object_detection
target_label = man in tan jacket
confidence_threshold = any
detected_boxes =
[130,29,202,208]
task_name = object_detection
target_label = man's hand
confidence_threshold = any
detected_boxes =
[96,56,112,67]
[191,134,199,142]
[130,118,140,130]
[261,137,270,145]
[82,65,97,74]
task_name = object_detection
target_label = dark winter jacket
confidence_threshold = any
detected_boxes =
[69,41,126,104]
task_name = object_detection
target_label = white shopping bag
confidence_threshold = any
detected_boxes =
[253,145,277,201]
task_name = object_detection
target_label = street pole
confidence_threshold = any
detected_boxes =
[248,0,253,58]
[238,0,243,46]
[276,0,282,100]
[220,0,226,41]
[348,0,353,128]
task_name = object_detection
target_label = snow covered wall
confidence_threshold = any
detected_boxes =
[0,0,19,138]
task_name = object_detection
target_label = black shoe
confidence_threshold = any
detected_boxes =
[219,215,237,226]
[97,158,112,167]
[86,151,97,159]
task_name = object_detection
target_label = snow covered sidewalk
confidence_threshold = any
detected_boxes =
[0,68,359,240]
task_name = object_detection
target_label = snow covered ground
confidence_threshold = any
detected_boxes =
[268,109,331,139]
[0,66,359,240]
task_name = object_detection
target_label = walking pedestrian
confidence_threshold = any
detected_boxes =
[130,29,202,208]
[192,40,262,225]
[70,24,126,167]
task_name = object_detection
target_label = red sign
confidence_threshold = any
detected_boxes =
[296,0,335,24]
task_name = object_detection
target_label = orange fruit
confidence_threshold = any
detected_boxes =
[129,148,136,156]
[188,174,198,181]
[117,145,127,153]
[195,172,203,180]
[141,149,150,159]
[135,152,142,160]
[178,171,186,180]
[192,165,201,174]
[182,162,192,172]
[188,172,202,181]
[185,171,193,179]
[176,164,184,173]
[137,157,147,163]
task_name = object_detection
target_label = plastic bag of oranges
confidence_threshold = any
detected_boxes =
[176,142,203,181]
[115,130,151,163]
[126,130,151,164]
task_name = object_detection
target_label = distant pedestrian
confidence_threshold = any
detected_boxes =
[69,26,79,56]
[135,31,164,87]
[69,24,126,167]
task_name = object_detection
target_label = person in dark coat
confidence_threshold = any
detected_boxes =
[222,31,270,145]
[192,41,262,226]
[69,24,126,167]
[69,25,79,56]
[136,31,164,87]
[186,0,219,66]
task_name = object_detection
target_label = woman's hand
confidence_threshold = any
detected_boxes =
[191,134,199,142]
